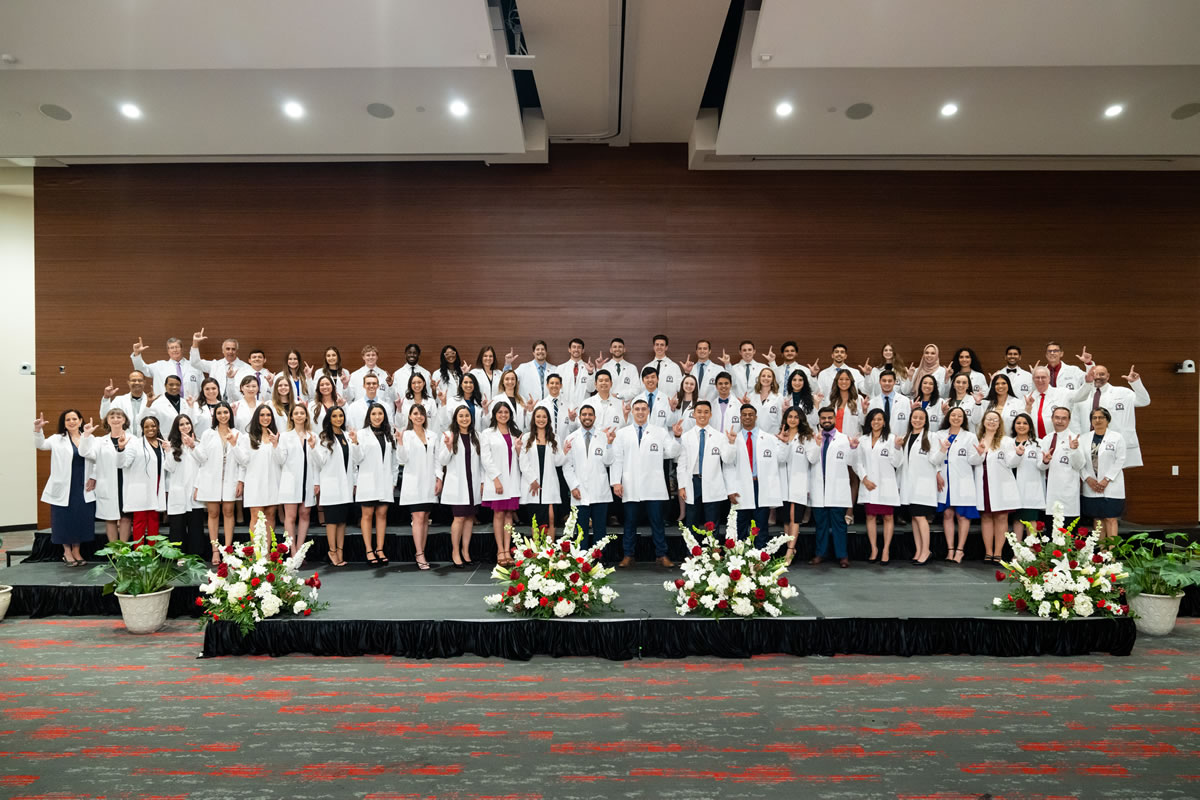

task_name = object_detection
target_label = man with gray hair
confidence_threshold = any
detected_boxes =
[1023,366,1073,439]
[131,334,202,398]
[188,328,252,402]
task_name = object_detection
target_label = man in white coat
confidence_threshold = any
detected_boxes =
[557,338,595,408]
[998,345,1034,397]
[642,335,683,399]
[392,343,432,395]
[676,401,734,530]
[817,344,866,396]
[766,341,812,393]
[682,339,721,401]
[634,367,678,430]
[611,400,680,568]
[590,370,628,432]
[723,340,761,398]
[1071,364,1150,468]
[810,407,859,568]
[596,338,638,400]
[132,335,203,399]
[1044,341,1091,393]
[710,373,741,436]
[1024,367,1072,440]
[140,374,186,434]
[100,371,151,432]
[189,329,251,402]
[866,371,910,437]
[515,340,554,403]
[723,405,784,547]
[347,345,391,405]
[345,374,391,432]
[561,403,615,547]
[536,374,576,442]
[1037,406,1085,517]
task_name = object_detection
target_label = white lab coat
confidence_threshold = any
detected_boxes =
[517,435,567,505]
[768,361,813,396]
[709,398,742,436]
[430,367,463,404]
[863,366,912,397]
[779,434,821,505]
[278,430,319,507]
[313,367,354,402]
[535,394,578,441]
[971,437,1022,512]
[233,435,287,507]
[479,427,523,502]
[232,399,260,433]
[557,360,595,407]
[631,390,678,431]
[590,395,628,433]
[396,394,439,433]
[723,430,784,509]
[514,360,553,402]
[189,349,251,402]
[133,354,204,399]
[1081,429,1127,500]
[1071,380,1150,468]
[610,424,681,502]
[139,394,184,435]
[487,395,529,434]
[436,400,489,439]
[396,429,441,505]
[907,366,948,399]
[312,434,355,507]
[1037,430,1085,516]
[275,372,312,405]
[36,431,96,507]
[190,403,225,438]
[866,394,910,437]
[123,437,168,513]
[1025,388,1072,439]
[561,427,615,506]
[347,365,394,405]
[856,434,904,506]
[830,401,865,438]
[100,393,151,433]
[748,392,783,435]
[641,358,683,399]
[982,396,1024,435]
[1048,362,1087,394]
[79,433,135,519]
[937,430,979,507]
[730,360,767,398]
[392,363,433,401]
[947,369,989,397]
[436,433,484,507]
[809,432,856,509]
[345,396,393,432]
[677,425,736,503]
[162,443,205,514]
[781,395,821,433]
[601,359,639,400]
[687,359,722,401]
[898,433,943,508]
[1012,438,1047,510]
[193,429,241,503]
[470,367,505,404]
[817,364,866,397]
[943,397,982,430]
[350,428,399,504]
[308,400,342,431]
[997,367,1034,397]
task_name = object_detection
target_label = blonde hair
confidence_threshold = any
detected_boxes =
[976,410,1006,450]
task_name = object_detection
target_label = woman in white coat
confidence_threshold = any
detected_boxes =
[396,404,440,570]
[782,370,820,433]
[397,372,438,435]
[308,375,342,430]
[942,373,982,431]
[829,368,865,524]
[1080,408,1126,540]
[519,406,567,535]
[232,376,261,433]
[80,408,135,544]
[268,378,296,434]
[313,406,354,567]
[971,410,1021,564]
[949,347,989,396]
[279,405,319,557]
[164,414,208,558]
[897,407,942,566]
[436,405,484,569]
[470,345,504,404]
[1010,413,1045,535]
[982,374,1023,434]
[316,346,353,402]
[937,406,979,564]
[35,410,96,566]
[194,402,241,550]
[233,404,286,530]
[907,344,947,401]
[351,403,399,566]
[436,373,489,438]
[911,374,945,433]
[778,408,820,564]
[276,349,310,405]
[125,416,169,542]
[189,377,226,439]
[479,400,523,566]
[489,370,531,433]
[748,367,783,434]
[857,409,904,564]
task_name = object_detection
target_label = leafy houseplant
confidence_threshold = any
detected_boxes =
[1109,532,1200,635]
[88,535,208,634]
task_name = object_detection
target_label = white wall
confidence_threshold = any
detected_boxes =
[0,169,38,528]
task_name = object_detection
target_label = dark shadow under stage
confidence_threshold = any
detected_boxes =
[3,544,1138,661]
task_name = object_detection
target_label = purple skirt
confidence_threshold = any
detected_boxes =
[864,503,895,516]
[483,497,520,511]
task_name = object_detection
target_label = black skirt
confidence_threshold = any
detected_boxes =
[320,502,357,525]
[1081,496,1125,519]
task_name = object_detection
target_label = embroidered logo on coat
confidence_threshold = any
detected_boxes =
[958,448,967,457]
[836,451,845,460]
[1115,402,1125,411]
[763,449,772,458]
[649,443,659,452]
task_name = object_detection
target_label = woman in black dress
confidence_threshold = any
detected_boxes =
[34,409,96,566]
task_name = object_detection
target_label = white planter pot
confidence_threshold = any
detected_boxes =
[114,587,173,634]
[1128,592,1183,636]
[0,585,11,622]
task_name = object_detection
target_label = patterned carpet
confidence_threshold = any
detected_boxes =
[0,614,1196,799]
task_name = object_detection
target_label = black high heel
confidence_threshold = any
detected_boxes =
[366,551,380,565]
[375,549,389,565]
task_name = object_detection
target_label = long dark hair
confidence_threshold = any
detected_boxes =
[449,405,480,454]
[778,407,814,442]
[1011,412,1036,443]
[406,372,431,402]
[863,408,891,441]
[984,373,1013,409]
[57,409,83,435]
[830,368,860,413]
[524,406,559,452]
[313,375,337,406]
[438,345,463,385]
[475,345,497,374]
[320,406,347,451]
[906,407,932,454]
[405,404,429,432]
[786,370,814,415]
[456,373,483,407]
[915,374,941,404]
[941,406,968,431]
[209,401,233,432]
[168,414,194,462]
[248,403,278,450]
[364,402,392,440]
[199,376,222,405]
[488,399,523,438]
[952,347,984,375]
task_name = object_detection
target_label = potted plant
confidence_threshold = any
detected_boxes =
[0,533,10,622]
[88,535,208,634]
[1110,531,1200,636]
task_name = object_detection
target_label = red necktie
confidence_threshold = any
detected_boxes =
[1092,388,1102,411]
[573,363,579,380]
[1048,432,1058,456]
[746,432,754,472]
[1036,394,1046,438]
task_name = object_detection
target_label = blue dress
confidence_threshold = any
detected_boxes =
[50,438,97,544]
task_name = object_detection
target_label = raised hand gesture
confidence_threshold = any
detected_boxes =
[1028,359,1042,374]
[393,428,402,442]
[814,391,825,406]
[117,431,129,449]
[103,379,119,399]
[720,349,731,366]
[1076,346,1092,365]
[131,336,149,357]
[263,372,276,387]
[186,395,195,408]
[849,436,860,450]
[563,438,573,454]
[621,399,631,417]
[82,417,96,436]
[857,357,872,374]
[1122,365,1140,383]
[504,348,518,366]
[192,327,207,347]
[672,420,684,437]
[227,431,239,447]
[972,390,984,403]
[1069,435,1079,450]
[680,356,695,373]
[940,438,951,453]
[145,391,158,409]
[267,430,279,447]
[307,433,317,448]
[226,364,237,379]
[1024,393,1035,411]
[1084,364,1096,384]
[437,388,447,406]
[974,442,987,456]
[894,434,905,448]
[182,431,196,448]
[764,345,775,363]
[567,406,577,421]
[1014,443,1026,457]
[347,429,359,445]
[340,372,351,389]
[806,359,820,374]
[585,357,596,375]
[524,395,536,413]
[911,398,921,410]
[940,400,950,414]
[604,427,616,444]
[303,362,314,379]
[1042,450,1052,464]
[726,428,737,444]
[668,395,679,411]
[594,354,607,369]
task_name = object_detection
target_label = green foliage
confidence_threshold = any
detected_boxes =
[1109,532,1200,598]
[86,535,208,596]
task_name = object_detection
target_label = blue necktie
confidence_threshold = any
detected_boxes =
[697,429,706,476]
[884,394,891,419]
[637,425,643,445]
[697,363,705,389]
[648,394,655,415]
[537,363,545,395]
[822,432,831,471]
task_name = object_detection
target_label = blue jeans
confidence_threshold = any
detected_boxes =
[575,503,608,548]
[813,505,848,560]
[684,475,722,532]
[735,479,769,548]
[623,500,667,558]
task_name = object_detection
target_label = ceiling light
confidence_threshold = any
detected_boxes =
[449,100,469,117]
[119,103,142,119]
[39,103,72,121]
[366,102,395,119]
[775,101,793,118]
[283,101,305,119]
[1104,104,1124,118]
[940,102,958,117]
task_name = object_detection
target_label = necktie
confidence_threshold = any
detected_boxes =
[1049,432,1058,456]
[175,361,182,379]
[637,425,643,445]
[616,363,622,376]
[745,363,750,383]
[697,363,706,389]
[573,362,579,381]
[411,365,416,377]
[585,430,592,455]
[822,432,831,471]
[1008,368,1017,374]
[1092,387,1102,411]
[538,363,546,394]
[746,431,754,475]
[697,429,706,476]
[294,379,301,399]
[656,359,662,377]
[648,394,655,415]
[553,398,559,429]
[1037,394,1047,438]
[1049,364,1059,387]
[255,371,262,393]
[884,394,891,419]
[719,399,727,430]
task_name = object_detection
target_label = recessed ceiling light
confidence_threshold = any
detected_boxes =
[283,100,305,119]
[39,103,72,121]
[1104,104,1124,118]
[449,100,469,118]
[775,101,793,117]
[1171,102,1200,121]
[845,102,873,120]
[366,102,395,119]
[119,103,142,119]
[940,102,958,117]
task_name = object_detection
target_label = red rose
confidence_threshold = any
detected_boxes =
[1077,527,1090,537]
[995,570,1005,582]
[539,597,549,607]
[687,597,698,608]
[265,573,275,583]
[277,543,288,553]
[1031,544,1042,554]
[1069,560,1078,569]
[1015,598,1028,611]
[561,541,572,553]
[224,545,235,554]
[523,549,534,558]
[777,577,789,588]
[725,538,736,548]
[194,597,204,607]
[1097,599,1107,608]
[508,586,518,596]
[516,583,525,591]
[674,578,685,589]
[760,552,771,562]
[212,614,219,621]
[539,525,548,534]
[691,546,702,556]
[592,549,603,560]
[1057,527,1067,534]
[303,608,312,616]
[750,523,759,532]
[730,569,742,581]
[1092,554,1104,564]
[216,563,229,578]
[1074,539,1086,551]
[717,599,729,609]
[1052,549,1063,558]
[242,546,255,556]
[1063,593,1075,603]
[582,563,592,573]
[250,577,261,587]
[1120,604,1129,615]
[754,588,766,600]
[569,573,580,583]
[582,586,590,594]
[1035,521,1045,531]
[1025,566,1039,577]
[575,556,584,564]
[704,522,715,531]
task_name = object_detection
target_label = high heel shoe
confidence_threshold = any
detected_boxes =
[375,549,389,565]
[784,546,796,566]
[415,551,431,570]
[451,559,465,570]
[366,551,380,566]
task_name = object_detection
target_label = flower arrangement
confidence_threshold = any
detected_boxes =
[665,507,798,618]
[993,503,1128,619]
[485,508,620,618]
[198,512,327,634]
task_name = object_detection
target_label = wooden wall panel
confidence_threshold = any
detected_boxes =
[34,146,1200,525]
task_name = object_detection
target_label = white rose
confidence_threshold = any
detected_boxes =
[993,597,1002,607]
[226,581,248,601]
[1037,601,1051,617]
[293,600,308,614]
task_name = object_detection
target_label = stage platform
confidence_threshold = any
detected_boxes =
[1,555,1137,661]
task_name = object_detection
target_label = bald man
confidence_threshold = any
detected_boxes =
[1071,364,1151,468]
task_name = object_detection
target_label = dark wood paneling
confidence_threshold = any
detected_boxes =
[34,145,1200,525]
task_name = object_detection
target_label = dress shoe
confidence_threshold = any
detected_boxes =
[839,558,850,568]
[618,556,636,568]
[808,556,824,565]
[656,556,675,568]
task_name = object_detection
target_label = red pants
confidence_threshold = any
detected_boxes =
[132,511,160,542]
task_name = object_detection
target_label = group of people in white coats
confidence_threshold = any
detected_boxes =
[35,330,1148,570]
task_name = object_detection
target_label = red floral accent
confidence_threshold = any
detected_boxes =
[539,597,549,607]
[674,578,685,589]
[691,546,702,556]
[194,597,204,607]
[687,596,698,609]
[1025,566,1039,577]
[754,588,766,600]
[1031,544,1042,554]
[250,577,261,587]
[303,608,312,616]
[216,563,229,578]
[704,522,715,531]
[1035,521,1045,531]
[242,545,255,556]
[592,549,603,560]
[760,552,771,562]
[1063,593,1075,603]
[729,569,742,581]
[1015,598,1028,611]
[1052,549,1063,558]
[569,572,580,583]
[777,576,789,588]
[1092,554,1104,564]
[725,538,736,548]
[561,540,572,553]
[265,573,275,583]
[995,570,1006,582]
[717,599,729,610]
